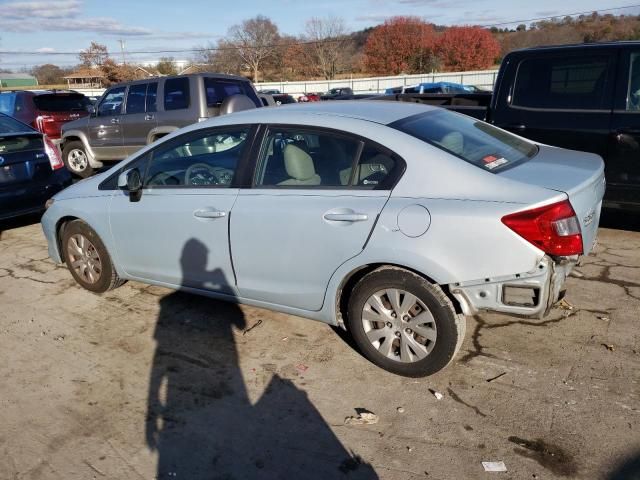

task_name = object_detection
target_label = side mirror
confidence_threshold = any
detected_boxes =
[117,168,142,202]
[87,105,96,115]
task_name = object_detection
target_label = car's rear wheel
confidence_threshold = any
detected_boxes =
[62,141,94,178]
[346,267,465,377]
[61,220,124,292]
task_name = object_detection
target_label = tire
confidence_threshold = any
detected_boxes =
[62,141,94,178]
[346,266,466,377]
[61,220,125,293]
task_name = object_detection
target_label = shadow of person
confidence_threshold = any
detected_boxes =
[147,238,377,479]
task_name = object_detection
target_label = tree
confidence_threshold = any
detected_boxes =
[101,59,138,86]
[193,40,244,75]
[156,57,177,75]
[436,26,501,71]
[304,16,354,79]
[31,64,65,85]
[227,15,279,82]
[79,42,109,68]
[363,17,437,75]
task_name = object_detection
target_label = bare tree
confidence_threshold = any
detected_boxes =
[79,42,109,68]
[305,16,353,79]
[228,15,279,82]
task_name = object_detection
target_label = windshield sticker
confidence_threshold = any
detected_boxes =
[482,154,508,170]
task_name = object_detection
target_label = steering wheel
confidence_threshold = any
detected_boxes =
[185,163,221,185]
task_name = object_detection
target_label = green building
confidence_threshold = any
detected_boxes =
[0,73,38,88]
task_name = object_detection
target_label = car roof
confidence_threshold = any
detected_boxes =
[512,40,640,53]
[222,100,438,125]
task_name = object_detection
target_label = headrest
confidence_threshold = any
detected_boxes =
[440,132,464,156]
[283,144,316,181]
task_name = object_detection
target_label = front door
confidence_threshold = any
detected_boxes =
[231,127,400,311]
[108,125,255,292]
[121,81,158,156]
[89,86,126,159]
[609,48,640,209]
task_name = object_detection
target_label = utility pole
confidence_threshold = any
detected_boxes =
[118,39,126,65]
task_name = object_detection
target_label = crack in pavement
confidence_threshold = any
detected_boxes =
[0,267,57,285]
[446,387,488,417]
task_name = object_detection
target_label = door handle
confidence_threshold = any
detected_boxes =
[145,114,154,121]
[323,212,368,222]
[194,209,226,219]
[110,118,120,124]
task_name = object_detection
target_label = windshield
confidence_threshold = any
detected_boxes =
[33,93,90,112]
[390,110,537,173]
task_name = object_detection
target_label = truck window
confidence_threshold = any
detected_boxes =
[627,53,640,111]
[164,77,190,111]
[391,110,537,173]
[513,55,611,110]
[204,78,261,108]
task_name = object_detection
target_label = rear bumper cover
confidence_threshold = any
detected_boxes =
[450,255,575,318]
[0,169,72,221]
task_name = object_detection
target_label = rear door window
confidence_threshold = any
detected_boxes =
[0,93,17,116]
[146,82,158,112]
[391,110,537,173]
[513,55,613,110]
[204,78,261,108]
[33,94,89,112]
[164,77,190,111]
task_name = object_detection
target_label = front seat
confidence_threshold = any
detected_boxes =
[277,144,321,186]
[438,131,464,156]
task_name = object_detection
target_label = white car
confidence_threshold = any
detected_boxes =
[42,101,604,376]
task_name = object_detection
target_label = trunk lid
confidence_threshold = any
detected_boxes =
[32,93,90,139]
[0,132,49,186]
[499,145,605,255]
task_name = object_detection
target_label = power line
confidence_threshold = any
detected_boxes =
[1,3,639,58]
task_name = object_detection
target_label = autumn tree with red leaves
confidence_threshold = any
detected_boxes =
[436,26,501,71]
[364,17,437,75]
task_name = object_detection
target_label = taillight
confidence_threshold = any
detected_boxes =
[34,115,60,139]
[501,200,583,256]
[43,136,64,171]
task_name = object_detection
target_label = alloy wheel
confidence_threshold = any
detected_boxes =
[66,233,102,284]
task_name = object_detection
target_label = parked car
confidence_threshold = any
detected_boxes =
[403,82,476,94]
[0,90,91,144]
[42,101,604,377]
[321,87,354,100]
[60,73,262,178]
[0,113,71,221]
[384,86,403,94]
[258,89,281,94]
[298,93,321,102]
[272,94,296,105]
[380,42,640,211]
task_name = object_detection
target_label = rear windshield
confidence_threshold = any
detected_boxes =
[204,78,261,108]
[390,110,537,173]
[0,114,34,133]
[0,93,17,115]
[33,93,90,112]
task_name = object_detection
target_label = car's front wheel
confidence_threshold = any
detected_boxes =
[61,220,125,292]
[62,141,94,178]
[347,267,465,377]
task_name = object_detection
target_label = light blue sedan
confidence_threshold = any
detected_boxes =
[42,101,604,376]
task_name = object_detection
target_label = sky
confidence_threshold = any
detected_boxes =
[0,0,638,69]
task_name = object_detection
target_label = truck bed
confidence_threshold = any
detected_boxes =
[375,92,491,120]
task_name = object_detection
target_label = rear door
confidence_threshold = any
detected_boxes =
[89,86,126,158]
[609,46,640,209]
[230,126,400,311]
[121,81,158,155]
[493,49,616,168]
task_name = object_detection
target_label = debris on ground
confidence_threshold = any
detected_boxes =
[295,363,308,373]
[597,316,610,322]
[486,372,507,383]
[345,409,379,425]
[407,446,413,452]
[242,319,263,336]
[429,389,444,400]
[281,336,288,341]
[602,343,615,351]
[557,298,574,310]
[397,406,405,413]
[482,461,507,472]
[53,335,65,341]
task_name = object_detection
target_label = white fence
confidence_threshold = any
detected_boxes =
[71,69,499,99]
[255,69,499,96]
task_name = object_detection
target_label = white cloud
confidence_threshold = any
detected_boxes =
[1,0,82,19]
[36,47,56,53]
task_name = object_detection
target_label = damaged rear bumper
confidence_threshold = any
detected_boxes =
[449,256,577,318]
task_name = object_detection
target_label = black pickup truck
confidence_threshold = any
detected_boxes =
[381,42,640,211]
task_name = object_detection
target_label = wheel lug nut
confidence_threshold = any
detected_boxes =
[395,331,401,338]
[403,315,410,321]
[386,322,392,328]
[391,312,397,318]
[405,328,412,334]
